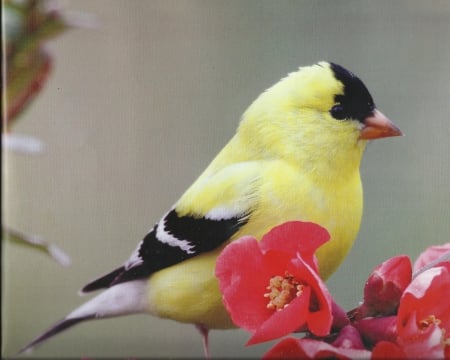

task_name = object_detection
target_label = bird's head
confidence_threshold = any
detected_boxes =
[239,62,402,174]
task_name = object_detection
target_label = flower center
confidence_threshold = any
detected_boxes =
[418,315,450,350]
[264,272,304,311]
[418,315,441,330]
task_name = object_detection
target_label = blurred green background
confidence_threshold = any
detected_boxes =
[3,0,450,358]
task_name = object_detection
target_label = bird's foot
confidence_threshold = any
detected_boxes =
[195,323,210,359]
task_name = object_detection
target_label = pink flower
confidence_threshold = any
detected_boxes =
[396,264,450,358]
[215,221,333,345]
[264,326,371,359]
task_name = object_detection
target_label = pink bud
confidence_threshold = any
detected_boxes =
[363,255,412,316]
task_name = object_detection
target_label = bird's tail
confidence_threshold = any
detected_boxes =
[18,315,95,354]
[18,280,148,354]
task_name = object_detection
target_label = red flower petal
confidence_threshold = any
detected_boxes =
[289,258,332,336]
[397,266,450,357]
[371,341,407,359]
[398,265,450,334]
[264,337,371,360]
[215,236,272,331]
[247,286,311,345]
[263,337,307,359]
[260,221,330,271]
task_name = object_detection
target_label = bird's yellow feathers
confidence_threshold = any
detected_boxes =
[237,62,366,175]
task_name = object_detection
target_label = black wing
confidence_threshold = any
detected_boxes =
[81,208,249,293]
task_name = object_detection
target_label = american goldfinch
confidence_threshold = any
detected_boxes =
[19,62,401,356]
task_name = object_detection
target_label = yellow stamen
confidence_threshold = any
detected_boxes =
[264,272,303,311]
[418,315,450,350]
[419,315,441,330]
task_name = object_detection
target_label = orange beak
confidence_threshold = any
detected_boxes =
[359,110,403,140]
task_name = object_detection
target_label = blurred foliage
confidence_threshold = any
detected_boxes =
[3,0,81,264]
[3,227,71,266]
[4,0,72,126]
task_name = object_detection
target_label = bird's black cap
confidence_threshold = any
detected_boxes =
[329,63,375,122]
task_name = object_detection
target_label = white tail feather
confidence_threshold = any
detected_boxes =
[19,280,148,354]
[69,280,148,319]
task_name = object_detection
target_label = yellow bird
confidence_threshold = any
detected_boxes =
[19,62,401,357]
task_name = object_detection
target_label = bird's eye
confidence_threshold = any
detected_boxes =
[330,104,346,120]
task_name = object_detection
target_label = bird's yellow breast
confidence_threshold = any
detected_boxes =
[147,159,363,329]
[239,159,363,279]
